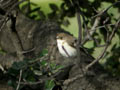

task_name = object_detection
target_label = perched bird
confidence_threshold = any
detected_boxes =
[56,32,94,67]
[56,33,77,57]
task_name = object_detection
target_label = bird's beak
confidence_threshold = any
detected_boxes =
[56,36,59,39]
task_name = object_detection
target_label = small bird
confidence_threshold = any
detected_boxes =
[56,33,77,57]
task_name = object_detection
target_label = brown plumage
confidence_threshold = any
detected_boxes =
[56,33,77,48]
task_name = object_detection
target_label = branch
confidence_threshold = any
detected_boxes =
[76,11,82,44]
[6,11,24,60]
[63,74,83,87]
[63,17,120,89]
[82,1,120,45]
[0,0,26,32]
[76,9,85,74]
[64,73,83,84]
[82,17,100,45]
[85,18,120,71]
[17,81,43,85]
[16,76,53,85]
[95,24,115,30]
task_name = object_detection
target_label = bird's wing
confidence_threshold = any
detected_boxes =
[67,37,77,48]
[69,38,94,60]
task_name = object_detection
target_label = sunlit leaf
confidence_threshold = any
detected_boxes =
[45,80,55,90]
[34,70,43,76]
[29,7,40,13]
[40,60,48,66]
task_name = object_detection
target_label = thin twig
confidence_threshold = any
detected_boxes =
[82,17,100,45]
[16,69,23,90]
[90,17,100,35]
[76,11,82,44]
[63,73,84,85]
[17,77,53,85]
[22,47,36,54]
[17,81,43,85]
[29,54,48,63]
[95,24,115,30]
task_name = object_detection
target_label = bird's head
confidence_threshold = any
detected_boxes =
[56,33,77,46]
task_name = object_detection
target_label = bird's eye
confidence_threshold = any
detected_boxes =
[60,37,63,40]
[56,36,63,39]
[56,36,59,39]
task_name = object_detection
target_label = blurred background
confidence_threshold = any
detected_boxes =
[0,0,119,75]
[0,0,120,90]
[19,0,120,72]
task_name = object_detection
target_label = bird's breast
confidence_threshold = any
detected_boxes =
[57,40,77,57]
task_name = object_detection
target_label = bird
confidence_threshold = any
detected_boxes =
[56,32,94,67]
[56,33,77,57]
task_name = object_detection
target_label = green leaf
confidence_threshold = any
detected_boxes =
[62,19,70,27]
[45,80,55,90]
[38,10,46,19]
[30,7,40,13]
[39,49,48,57]
[33,70,42,76]
[12,60,28,70]
[40,60,48,66]
[26,75,36,82]
[49,4,59,11]
[50,63,56,70]
[42,49,48,55]
[55,65,64,70]
[7,80,13,86]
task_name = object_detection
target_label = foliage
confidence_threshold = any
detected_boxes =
[7,49,63,90]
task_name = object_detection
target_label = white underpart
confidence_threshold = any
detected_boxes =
[57,39,77,57]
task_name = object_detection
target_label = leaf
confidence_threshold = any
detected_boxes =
[20,2,31,14]
[45,80,55,90]
[40,60,48,66]
[20,2,30,10]
[49,4,59,11]
[30,14,37,19]
[26,75,36,82]
[30,2,38,6]
[33,70,42,76]
[50,63,56,70]
[40,49,48,57]
[111,44,117,51]
[0,48,6,54]
[62,19,70,26]
[38,10,46,19]
[48,11,56,19]
[7,80,13,86]
[11,59,28,70]
[55,65,64,70]
[29,7,40,13]
[7,79,17,88]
